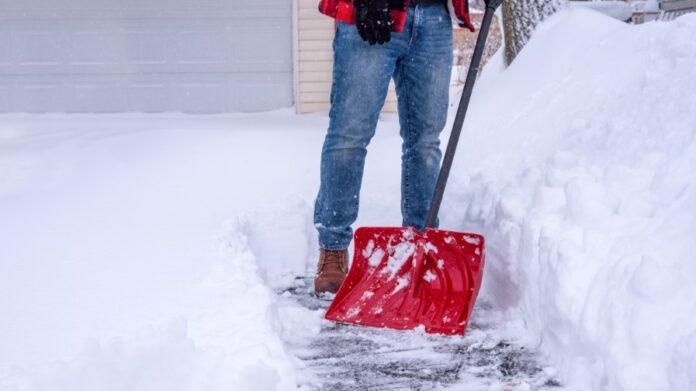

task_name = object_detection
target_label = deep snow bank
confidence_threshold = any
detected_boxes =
[0,217,318,391]
[448,9,696,391]
[0,115,324,390]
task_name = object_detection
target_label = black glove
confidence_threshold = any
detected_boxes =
[354,0,394,45]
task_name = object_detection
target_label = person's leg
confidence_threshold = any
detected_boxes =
[314,21,407,250]
[393,3,453,230]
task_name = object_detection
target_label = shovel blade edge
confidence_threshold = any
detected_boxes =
[324,226,485,335]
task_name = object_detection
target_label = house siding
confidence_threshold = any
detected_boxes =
[295,0,398,113]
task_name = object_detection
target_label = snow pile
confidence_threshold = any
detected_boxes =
[448,9,696,391]
[0,115,323,391]
[0,219,318,391]
[570,1,633,21]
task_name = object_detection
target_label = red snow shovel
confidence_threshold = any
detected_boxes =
[324,0,502,335]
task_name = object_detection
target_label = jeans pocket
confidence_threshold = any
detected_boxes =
[335,21,360,39]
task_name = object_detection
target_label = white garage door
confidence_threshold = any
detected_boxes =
[0,0,293,113]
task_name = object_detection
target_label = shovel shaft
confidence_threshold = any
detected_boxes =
[424,2,501,229]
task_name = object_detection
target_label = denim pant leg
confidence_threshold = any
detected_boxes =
[314,22,403,250]
[393,5,453,230]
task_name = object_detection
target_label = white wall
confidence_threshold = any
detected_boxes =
[0,0,293,113]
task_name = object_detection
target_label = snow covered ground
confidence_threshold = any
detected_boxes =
[0,112,326,390]
[1,7,695,391]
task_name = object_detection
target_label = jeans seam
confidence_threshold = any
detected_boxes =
[407,6,419,50]
[400,65,414,225]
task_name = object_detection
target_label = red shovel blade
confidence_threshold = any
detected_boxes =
[325,227,485,335]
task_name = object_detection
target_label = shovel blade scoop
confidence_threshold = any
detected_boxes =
[325,227,485,335]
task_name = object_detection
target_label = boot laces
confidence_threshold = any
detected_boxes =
[319,250,347,273]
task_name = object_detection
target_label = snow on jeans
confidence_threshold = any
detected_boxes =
[314,3,453,250]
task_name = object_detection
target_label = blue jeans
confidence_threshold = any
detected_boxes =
[314,4,453,250]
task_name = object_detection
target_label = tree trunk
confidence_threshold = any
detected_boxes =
[502,0,568,66]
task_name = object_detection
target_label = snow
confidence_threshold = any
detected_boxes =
[570,1,633,21]
[362,238,388,267]
[368,248,386,267]
[1,7,695,391]
[423,270,438,283]
[361,239,375,258]
[446,9,696,391]
[382,240,417,278]
[0,113,325,390]
[392,275,411,294]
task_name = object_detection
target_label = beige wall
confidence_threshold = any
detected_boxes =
[295,0,397,114]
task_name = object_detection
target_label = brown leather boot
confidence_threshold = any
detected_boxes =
[314,249,349,295]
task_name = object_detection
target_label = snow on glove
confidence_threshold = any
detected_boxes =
[354,0,394,45]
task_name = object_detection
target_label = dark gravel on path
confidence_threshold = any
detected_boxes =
[284,278,564,391]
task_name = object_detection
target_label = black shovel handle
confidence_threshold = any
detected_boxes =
[424,0,503,229]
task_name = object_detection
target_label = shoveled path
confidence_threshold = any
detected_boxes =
[284,278,564,391]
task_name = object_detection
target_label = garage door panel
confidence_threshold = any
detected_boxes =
[176,32,229,65]
[173,81,234,113]
[232,22,292,68]
[128,82,171,113]
[0,83,13,111]
[124,31,171,65]
[0,0,293,112]
[0,0,291,19]
[0,39,10,66]
[15,82,66,112]
[70,30,130,65]
[2,19,290,74]
[0,73,290,113]
[236,80,293,112]
[13,31,66,66]
[71,82,125,112]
